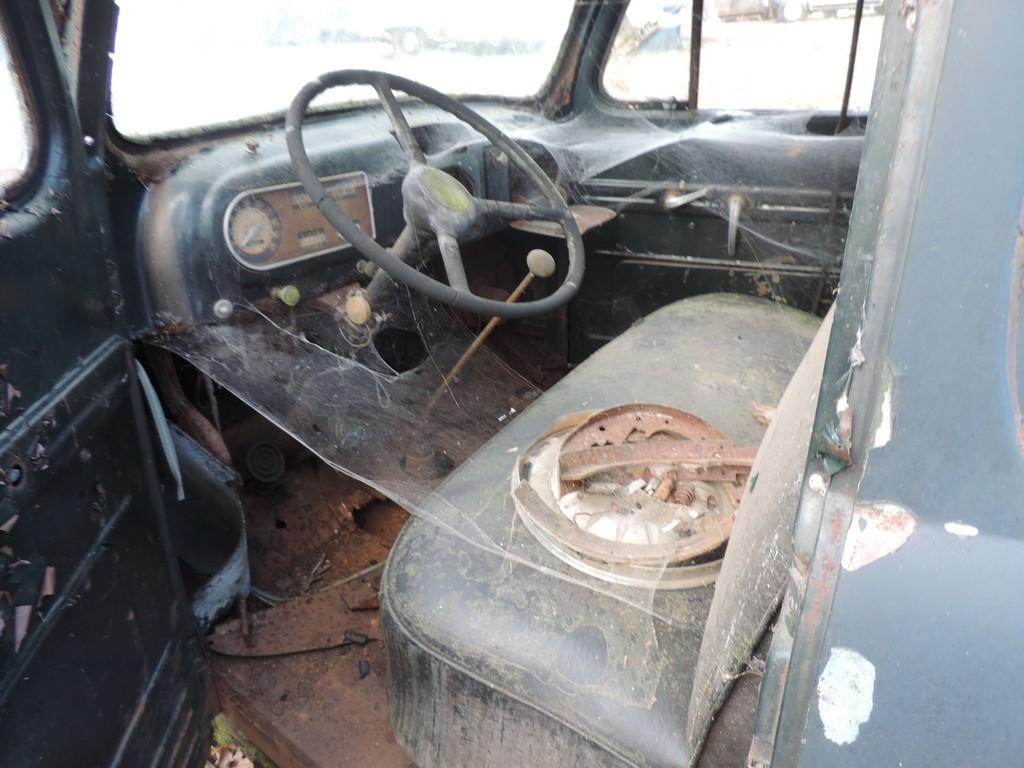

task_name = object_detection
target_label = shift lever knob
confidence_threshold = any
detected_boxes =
[526,249,556,279]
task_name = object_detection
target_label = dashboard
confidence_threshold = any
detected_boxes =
[223,171,375,270]
[136,103,859,332]
[138,105,574,324]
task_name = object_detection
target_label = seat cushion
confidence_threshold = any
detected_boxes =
[381,294,821,768]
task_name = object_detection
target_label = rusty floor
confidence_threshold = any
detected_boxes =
[211,458,413,768]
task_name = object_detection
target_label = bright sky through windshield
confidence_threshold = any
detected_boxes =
[111,0,575,139]
[0,28,33,190]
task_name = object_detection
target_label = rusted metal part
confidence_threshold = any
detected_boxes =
[144,347,232,466]
[237,595,251,646]
[559,440,757,483]
[675,481,697,506]
[209,580,381,657]
[425,269,537,412]
[339,578,380,611]
[558,402,755,483]
[509,204,616,238]
[653,474,675,502]
[841,502,916,572]
[147,320,199,339]
[562,402,723,450]
[513,404,754,589]
[1008,202,1024,454]
[539,25,585,117]
[107,131,222,186]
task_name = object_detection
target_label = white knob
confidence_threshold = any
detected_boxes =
[526,249,556,278]
[345,293,373,326]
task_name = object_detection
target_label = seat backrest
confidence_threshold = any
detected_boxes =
[686,307,834,760]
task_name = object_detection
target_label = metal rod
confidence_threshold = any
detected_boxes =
[689,0,704,110]
[144,348,232,466]
[426,272,535,412]
[331,560,386,588]
[238,594,252,646]
[203,373,221,432]
[836,0,867,134]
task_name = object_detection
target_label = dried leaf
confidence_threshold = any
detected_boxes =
[211,746,254,768]
[751,401,778,427]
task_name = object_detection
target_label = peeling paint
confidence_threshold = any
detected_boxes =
[872,385,892,448]
[944,521,979,538]
[817,647,875,745]
[842,502,916,571]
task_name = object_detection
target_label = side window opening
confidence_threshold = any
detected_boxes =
[603,0,882,113]
[0,17,39,200]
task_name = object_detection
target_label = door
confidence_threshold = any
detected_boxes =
[0,4,207,765]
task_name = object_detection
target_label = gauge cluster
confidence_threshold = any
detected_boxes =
[223,171,376,271]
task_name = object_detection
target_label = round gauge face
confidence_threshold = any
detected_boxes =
[227,196,282,265]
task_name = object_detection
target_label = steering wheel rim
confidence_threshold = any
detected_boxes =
[285,70,585,319]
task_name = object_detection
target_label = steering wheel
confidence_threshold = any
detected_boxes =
[285,70,585,319]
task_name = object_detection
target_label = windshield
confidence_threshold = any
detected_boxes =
[111,0,576,140]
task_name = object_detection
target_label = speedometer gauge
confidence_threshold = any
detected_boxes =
[227,196,282,265]
[223,173,374,270]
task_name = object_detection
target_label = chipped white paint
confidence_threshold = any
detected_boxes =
[808,472,828,495]
[842,502,916,571]
[849,324,865,367]
[817,647,875,745]
[873,385,892,448]
[944,521,979,539]
[836,393,850,415]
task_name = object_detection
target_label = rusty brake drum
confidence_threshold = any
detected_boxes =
[511,404,755,590]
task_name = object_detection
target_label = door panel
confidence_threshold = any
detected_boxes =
[0,5,208,765]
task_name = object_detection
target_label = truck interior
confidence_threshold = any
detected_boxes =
[1,1,914,766]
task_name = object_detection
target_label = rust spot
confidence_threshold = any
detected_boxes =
[1007,200,1024,455]
[841,502,916,571]
[540,33,584,116]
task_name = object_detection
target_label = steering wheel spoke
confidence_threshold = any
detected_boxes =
[476,198,564,225]
[373,77,426,164]
[436,233,470,292]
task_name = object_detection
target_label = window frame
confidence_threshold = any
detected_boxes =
[596,0,875,117]
[0,12,42,202]
[595,1,698,113]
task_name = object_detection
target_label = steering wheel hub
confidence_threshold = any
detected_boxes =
[417,166,472,211]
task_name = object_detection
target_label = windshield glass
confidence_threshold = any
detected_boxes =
[111,0,576,139]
